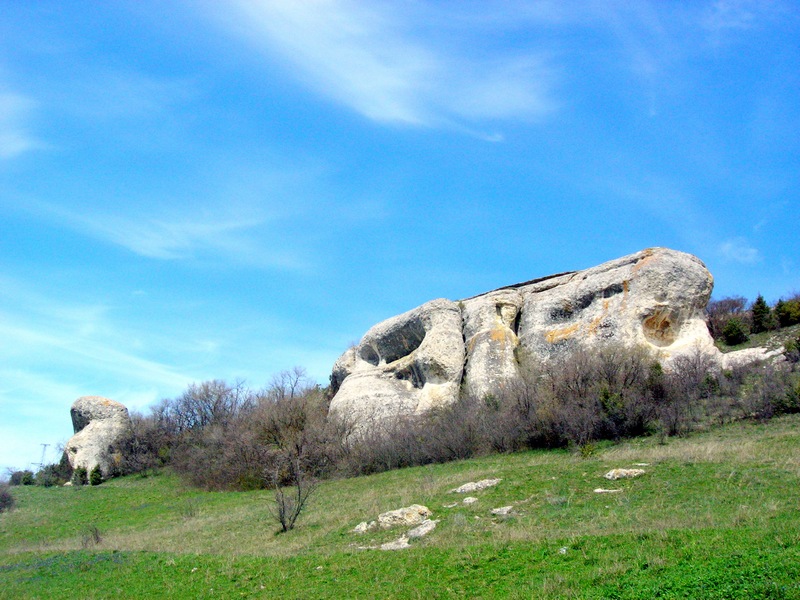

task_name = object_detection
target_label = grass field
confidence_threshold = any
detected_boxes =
[2,414,800,598]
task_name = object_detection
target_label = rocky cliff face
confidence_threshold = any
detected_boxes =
[66,396,132,477]
[329,248,719,425]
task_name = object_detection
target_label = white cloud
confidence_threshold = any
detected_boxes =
[719,238,761,263]
[0,91,43,159]
[211,0,556,130]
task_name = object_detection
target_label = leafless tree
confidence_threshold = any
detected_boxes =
[270,453,318,533]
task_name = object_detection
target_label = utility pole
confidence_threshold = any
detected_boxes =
[36,443,50,470]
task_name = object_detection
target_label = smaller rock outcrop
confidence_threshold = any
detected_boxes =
[407,519,438,538]
[380,537,411,551]
[65,396,133,477]
[721,347,784,369]
[354,506,438,551]
[377,504,432,528]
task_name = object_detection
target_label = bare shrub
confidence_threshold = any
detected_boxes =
[739,364,799,420]
[0,483,14,513]
[512,345,659,447]
[338,414,427,476]
[656,349,718,435]
[422,395,493,462]
[81,525,102,548]
[171,379,254,433]
[170,421,269,491]
[706,296,750,340]
[270,454,318,533]
[169,369,342,492]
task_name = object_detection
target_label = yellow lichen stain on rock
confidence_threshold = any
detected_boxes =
[490,328,506,343]
[545,323,580,343]
[632,248,656,275]
[622,279,629,309]
[588,300,610,336]
[490,326,514,344]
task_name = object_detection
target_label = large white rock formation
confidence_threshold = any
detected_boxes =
[66,396,133,477]
[330,248,724,426]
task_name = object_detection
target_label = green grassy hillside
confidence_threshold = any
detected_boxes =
[2,415,800,599]
[716,322,800,353]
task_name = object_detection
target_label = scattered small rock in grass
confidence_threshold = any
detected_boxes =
[450,478,501,493]
[593,488,623,494]
[604,468,645,480]
[634,463,650,466]
[407,519,438,538]
[558,547,568,555]
[380,536,410,551]
[491,506,514,516]
[353,520,377,534]
[463,497,478,505]
[443,502,459,508]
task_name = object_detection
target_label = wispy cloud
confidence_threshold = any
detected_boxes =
[17,197,311,270]
[78,213,266,261]
[0,90,43,159]
[210,0,556,131]
[719,238,761,264]
[703,0,759,32]
[0,281,193,392]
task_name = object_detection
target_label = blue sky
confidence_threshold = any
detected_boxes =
[1,1,798,472]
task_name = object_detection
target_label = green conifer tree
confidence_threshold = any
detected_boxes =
[751,294,773,334]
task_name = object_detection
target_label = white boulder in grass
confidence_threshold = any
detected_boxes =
[450,478,502,493]
[603,468,646,480]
